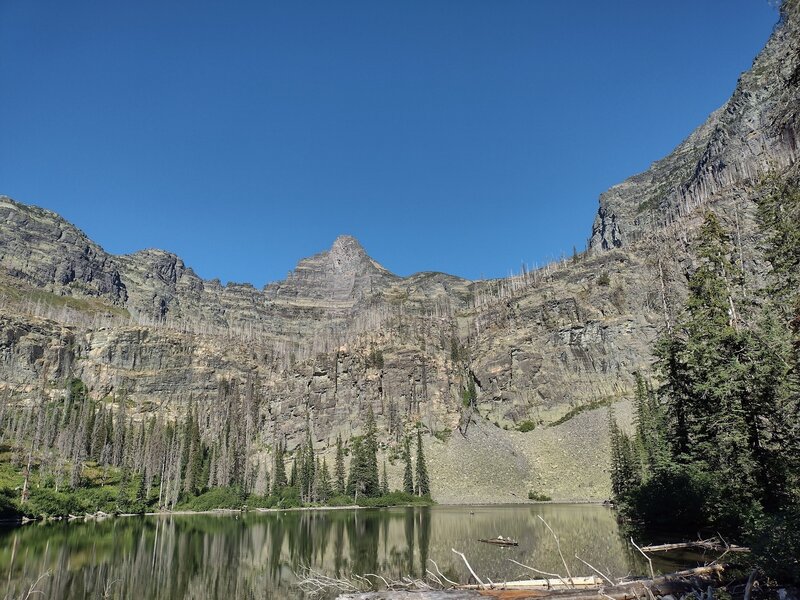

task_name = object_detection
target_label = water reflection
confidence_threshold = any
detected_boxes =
[0,505,686,600]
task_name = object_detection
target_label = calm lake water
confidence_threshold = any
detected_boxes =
[0,504,693,599]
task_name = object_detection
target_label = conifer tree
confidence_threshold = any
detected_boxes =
[334,435,346,495]
[381,460,389,495]
[415,429,430,497]
[289,455,297,488]
[318,457,332,503]
[363,405,380,496]
[402,436,414,495]
[272,440,287,493]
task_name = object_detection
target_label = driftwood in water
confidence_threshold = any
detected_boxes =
[336,565,726,599]
[640,539,749,553]
[479,538,519,547]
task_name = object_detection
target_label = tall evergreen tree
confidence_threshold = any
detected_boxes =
[381,460,389,495]
[415,429,430,497]
[346,406,381,500]
[272,440,287,493]
[334,435,346,496]
[318,457,332,503]
[289,455,297,488]
[402,436,414,495]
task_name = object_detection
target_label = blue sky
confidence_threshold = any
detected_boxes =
[1,1,778,285]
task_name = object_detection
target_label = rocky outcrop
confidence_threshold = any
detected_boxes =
[0,197,127,303]
[590,1,800,250]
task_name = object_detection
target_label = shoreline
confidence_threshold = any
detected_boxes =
[4,499,608,527]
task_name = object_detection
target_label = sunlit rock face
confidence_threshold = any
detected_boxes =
[590,1,800,251]
[0,4,798,501]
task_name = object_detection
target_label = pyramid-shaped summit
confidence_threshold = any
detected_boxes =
[265,234,398,304]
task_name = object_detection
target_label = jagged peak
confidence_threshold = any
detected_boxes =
[328,234,370,271]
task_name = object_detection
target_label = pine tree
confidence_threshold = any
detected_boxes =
[608,407,638,500]
[289,455,297,488]
[402,436,414,495]
[272,440,287,494]
[299,429,315,502]
[381,460,389,495]
[363,406,380,496]
[653,213,758,528]
[318,457,332,503]
[334,435,346,496]
[415,429,430,497]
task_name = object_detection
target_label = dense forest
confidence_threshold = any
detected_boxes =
[610,180,800,582]
[0,381,433,518]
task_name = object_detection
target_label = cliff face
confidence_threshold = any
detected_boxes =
[590,1,800,250]
[0,4,797,502]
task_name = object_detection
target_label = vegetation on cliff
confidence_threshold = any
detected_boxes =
[610,182,800,582]
[0,385,433,519]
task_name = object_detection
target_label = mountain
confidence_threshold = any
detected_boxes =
[1,2,798,504]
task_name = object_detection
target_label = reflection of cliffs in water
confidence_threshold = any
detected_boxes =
[0,506,655,600]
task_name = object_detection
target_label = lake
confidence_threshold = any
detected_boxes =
[0,504,693,599]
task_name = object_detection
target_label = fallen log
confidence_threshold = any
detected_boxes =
[640,539,749,553]
[479,538,520,547]
[335,565,726,600]
[457,577,605,590]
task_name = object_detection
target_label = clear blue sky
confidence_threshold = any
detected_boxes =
[1,1,778,285]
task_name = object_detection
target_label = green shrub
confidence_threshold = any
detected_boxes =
[433,429,452,442]
[276,486,301,508]
[357,491,433,508]
[178,487,245,511]
[597,271,611,286]
[622,465,712,532]
[24,487,83,517]
[749,500,800,584]
[0,488,20,519]
[326,494,356,507]
[245,494,277,509]
[550,398,612,427]
[528,491,552,502]
[517,420,536,433]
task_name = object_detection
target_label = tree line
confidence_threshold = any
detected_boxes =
[610,181,800,582]
[0,375,433,516]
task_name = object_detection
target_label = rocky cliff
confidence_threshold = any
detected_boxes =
[1,2,798,503]
[590,1,800,251]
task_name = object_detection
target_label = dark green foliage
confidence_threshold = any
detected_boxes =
[527,491,552,501]
[516,420,536,433]
[450,336,467,363]
[0,488,20,519]
[356,491,434,508]
[608,408,639,500]
[24,487,83,517]
[617,208,800,582]
[271,440,288,494]
[550,397,612,427]
[402,437,414,495]
[461,377,477,408]
[381,460,389,495]
[289,456,297,488]
[318,457,332,503]
[334,435,346,495]
[415,430,430,497]
[748,499,800,583]
[346,406,381,500]
[299,429,315,503]
[596,271,610,286]
[756,179,800,306]
[179,487,244,511]
[366,347,385,370]
[432,428,452,442]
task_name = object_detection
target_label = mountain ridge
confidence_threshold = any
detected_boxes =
[1,2,798,503]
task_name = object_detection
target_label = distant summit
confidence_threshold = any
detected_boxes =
[265,234,398,304]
